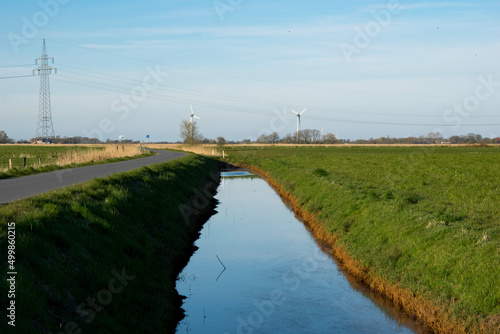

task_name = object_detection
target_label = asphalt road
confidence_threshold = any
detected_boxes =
[0,150,186,204]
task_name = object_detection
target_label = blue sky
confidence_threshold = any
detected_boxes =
[1,0,499,142]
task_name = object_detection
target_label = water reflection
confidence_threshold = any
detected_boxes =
[176,171,428,334]
[220,170,255,178]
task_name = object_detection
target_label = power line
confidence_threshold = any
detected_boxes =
[52,63,500,118]
[52,65,500,120]
[52,74,500,127]
[0,64,33,68]
[54,69,500,124]
[47,39,496,100]
[2,42,494,128]
[0,75,34,79]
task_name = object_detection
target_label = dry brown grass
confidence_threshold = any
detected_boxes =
[55,144,142,165]
[148,144,222,156]
[150,143,500,151]
[0,144,144,176]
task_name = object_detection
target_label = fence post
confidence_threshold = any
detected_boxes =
[39,157,42,166]
[9,159,12,169]
[24,157,27,168]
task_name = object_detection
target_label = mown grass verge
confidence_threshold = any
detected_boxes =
[225,145,499,334]
[0,153,220,333]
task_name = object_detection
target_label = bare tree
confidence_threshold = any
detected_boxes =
[268,132,280,143]
[323,133,338,144]
[282,133,295,143]
[310,129,322,143]
[179,120,203,145]
[301,129,312,143]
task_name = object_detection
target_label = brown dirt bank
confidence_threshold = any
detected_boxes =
[229,163,497,334]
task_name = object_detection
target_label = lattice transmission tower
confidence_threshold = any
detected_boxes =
[34,39,57,142]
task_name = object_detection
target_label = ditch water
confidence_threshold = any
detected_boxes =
[175,170,429,334]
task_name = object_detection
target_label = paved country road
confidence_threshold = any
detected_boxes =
[0,150,186,204]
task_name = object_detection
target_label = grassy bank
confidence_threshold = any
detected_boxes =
[0,145,153,180]
[225,146,499,333]
[0,153,220,333]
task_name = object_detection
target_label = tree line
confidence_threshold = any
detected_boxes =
[1,129,499,145]
[213,131,500,145]
[0,131,139,144]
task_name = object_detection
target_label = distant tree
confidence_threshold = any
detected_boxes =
[278,133,292,144]
[257,134,268,143]
[0,131,13,144]
[301,129,312,143]
[180,120,203,145]
[464,133,479,144]
[427,132,443,143]
[310,129,322,143]
[270,132,279,143]
[323,133,338,144]
[201,138,215,144]
[256,132,280,144]
[217,136,226,147]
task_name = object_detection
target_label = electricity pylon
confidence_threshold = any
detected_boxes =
[33,39,56,142]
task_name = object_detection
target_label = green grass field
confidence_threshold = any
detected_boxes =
[225,145,500,332]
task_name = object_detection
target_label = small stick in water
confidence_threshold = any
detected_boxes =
[216,255,226,270]
[216,255,227,281]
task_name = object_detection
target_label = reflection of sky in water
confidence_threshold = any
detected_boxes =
[220,170,254,178]
[176,173,418,334]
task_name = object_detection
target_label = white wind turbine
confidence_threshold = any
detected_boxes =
[189,104,201,140]
[290,107,307,142]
